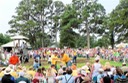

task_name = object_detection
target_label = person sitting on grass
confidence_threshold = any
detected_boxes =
[46,67,56,83]
[1,67,15,83]
[56,67,75,83]
[16,71,30,83]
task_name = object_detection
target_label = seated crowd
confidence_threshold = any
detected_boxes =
[0,48,128,83]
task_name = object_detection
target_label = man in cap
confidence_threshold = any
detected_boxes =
[1,67,15,83]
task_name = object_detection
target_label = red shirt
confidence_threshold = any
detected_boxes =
[9,55,19,65]
[32,78,39,83]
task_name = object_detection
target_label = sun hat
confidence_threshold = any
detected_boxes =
[81,66,89,70]
[54,50,58,53]
[78,69,87,76]
[81,66,90,73]
[99,68,104,72]
[4,67,12,75]
[95,56,100,61]
[81,76,90,83]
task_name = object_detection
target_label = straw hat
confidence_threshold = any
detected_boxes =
[4,67,12,75]
[81,66,90,73]
[99,68,104,72]
[81,76,90,83]
[95,56,100,61]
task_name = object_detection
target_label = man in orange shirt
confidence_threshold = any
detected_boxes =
[61,51,72,67]
[9,53,19,66]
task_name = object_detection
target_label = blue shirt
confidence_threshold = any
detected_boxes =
[114,74,126,81]
[56,74,75,83]
[97,74,104,83]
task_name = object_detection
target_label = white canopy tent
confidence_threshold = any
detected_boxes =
[11,35,29,40]
[1,35,31,52]
[1,40,31,48]
[116,42,128,48]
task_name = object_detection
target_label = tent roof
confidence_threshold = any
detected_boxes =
[1,41,14,47]
[11,35,28,40]
[116,42,128,48]
[1,40,31,48]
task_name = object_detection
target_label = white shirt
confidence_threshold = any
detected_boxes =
[92,63,102,78]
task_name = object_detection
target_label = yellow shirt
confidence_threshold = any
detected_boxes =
[51,68,57,74]
[73,51,77,56]
[11,71,18,78]
[0,72,4,78]
[72,70,78,76]
[51,55,59,65]
[61,54,71,63]
[27,70,36,78]
[47,51,51,55]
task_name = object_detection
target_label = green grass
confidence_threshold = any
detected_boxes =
[22,58,124,69]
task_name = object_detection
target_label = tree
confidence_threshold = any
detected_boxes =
[8,0,60,48]
[108,0,128,47]
[47,1,64,47]
[60,5,81,48]
[72,0,106,48]
[0,33,11,46]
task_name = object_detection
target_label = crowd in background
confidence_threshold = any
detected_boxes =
[0,47,128,83]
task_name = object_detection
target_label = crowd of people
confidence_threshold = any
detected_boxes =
[0,47,128,83]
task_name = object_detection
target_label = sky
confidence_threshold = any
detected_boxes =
[0,0,119,34]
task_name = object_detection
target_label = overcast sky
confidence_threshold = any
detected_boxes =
[0,0,119,34]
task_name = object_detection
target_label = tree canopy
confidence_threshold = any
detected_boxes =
[6,0,128,49]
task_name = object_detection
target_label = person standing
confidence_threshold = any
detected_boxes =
[51,51,59,69]
[72,50,77,63]
[9,53,19,66]
[60,51,72,67]
[91,57,102,83]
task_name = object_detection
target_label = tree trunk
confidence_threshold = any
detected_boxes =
[42,26,45,47]
[86,23,90,48]
[55,23,58,47]
[111,31,114,49]
[41,13,44,47]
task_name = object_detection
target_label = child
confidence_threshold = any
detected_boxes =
[97,68,104,83]
[33,59,40,70]
[48,56,51,64]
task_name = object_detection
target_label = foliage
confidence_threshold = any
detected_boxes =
[8,0,64,48]
[8,0,128,49]
[72,0,106,48]
[106,0,128,48]
[60,5,81,48]
[0,33,11,46]
[75,35,86,48]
